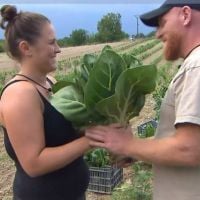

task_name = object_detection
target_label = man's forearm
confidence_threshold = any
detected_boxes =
[126,136,199,167]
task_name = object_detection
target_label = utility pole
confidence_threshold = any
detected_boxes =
[134,15,139,37]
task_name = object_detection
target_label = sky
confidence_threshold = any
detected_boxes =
[0,1,164,39]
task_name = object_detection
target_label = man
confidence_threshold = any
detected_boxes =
[86,0,200,199]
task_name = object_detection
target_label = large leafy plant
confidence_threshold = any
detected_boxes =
[50,46,157,128]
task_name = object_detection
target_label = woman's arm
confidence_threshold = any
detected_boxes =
[1,81,90,177]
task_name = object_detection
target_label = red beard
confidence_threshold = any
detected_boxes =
[164,31,181,61]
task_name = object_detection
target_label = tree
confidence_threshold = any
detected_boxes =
[97,13,127,42]
[70,29,89,46]
[57,37,72,47]
[135,33,145,38]
[146,31,156,37]
[0,40,5,52]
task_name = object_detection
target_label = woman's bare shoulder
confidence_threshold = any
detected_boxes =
[2,80,37,98]
[1,81,41,111]
[1,81,43,126]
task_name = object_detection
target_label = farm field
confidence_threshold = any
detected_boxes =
[0,40,140,70]
[0,38,182,200]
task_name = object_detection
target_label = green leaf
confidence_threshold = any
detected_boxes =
[116,65,157,96]
[96,65,157,126]
[51,86,90,127]
[51,85,106,127]
[52,81,74,94]
[122,53,142,68]
[84,49,126,109]
[96,94,145,126]
[101,45,113,52]
[82,54,97,71]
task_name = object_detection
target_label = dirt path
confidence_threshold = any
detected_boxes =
[142,46,163,65]
[57,41,129,61]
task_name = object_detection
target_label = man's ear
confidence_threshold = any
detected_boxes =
[18,40,32,57]
[181,6,192,26]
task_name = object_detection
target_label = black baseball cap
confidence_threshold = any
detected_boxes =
[140,0,200,27]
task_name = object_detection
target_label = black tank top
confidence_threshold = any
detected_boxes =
[1,80,89,200]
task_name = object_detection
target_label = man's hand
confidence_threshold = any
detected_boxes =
[85,124,134,157]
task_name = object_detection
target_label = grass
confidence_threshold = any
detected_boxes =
[112,162,153,200]
[0,152,10,162]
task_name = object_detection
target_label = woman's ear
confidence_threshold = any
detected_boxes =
[18,40,32,57]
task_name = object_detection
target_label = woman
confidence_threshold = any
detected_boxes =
[0,5,90,200]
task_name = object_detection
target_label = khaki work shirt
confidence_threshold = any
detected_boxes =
[154,46,200,200]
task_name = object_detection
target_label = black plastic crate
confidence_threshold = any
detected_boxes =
[137,119,158,138]
[87,166,123,194]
